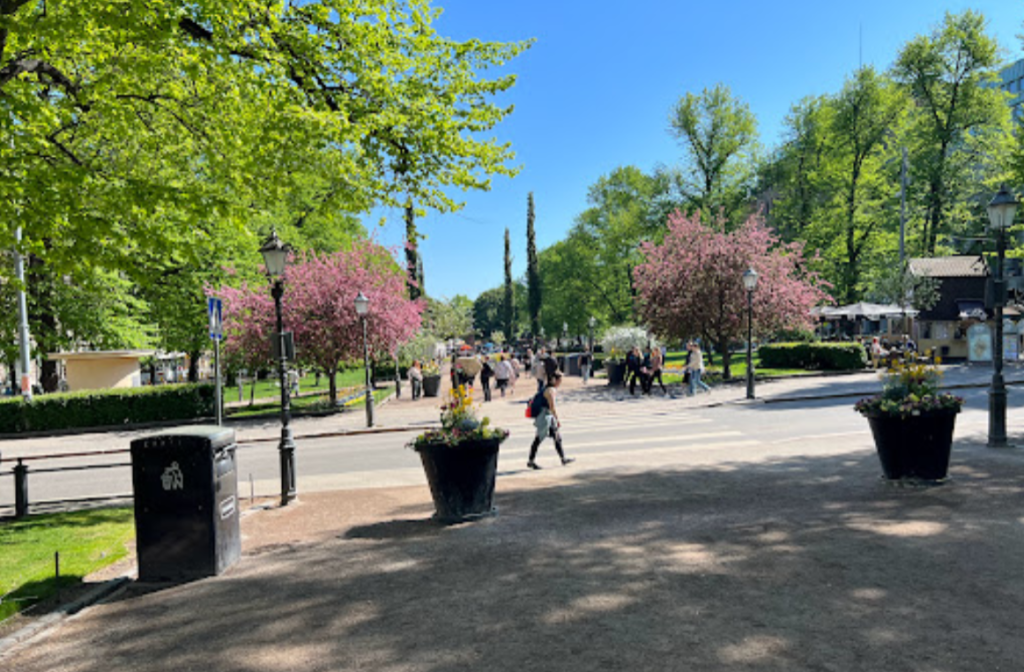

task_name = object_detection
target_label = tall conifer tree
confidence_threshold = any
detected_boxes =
[503,228,514,338]
[526,192,541,338]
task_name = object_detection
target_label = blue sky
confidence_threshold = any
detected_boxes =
[370,1,1023,302]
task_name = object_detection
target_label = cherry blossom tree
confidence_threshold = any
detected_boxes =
[283,241,422,403]
[634,211,830,378]
[215,240,422,405]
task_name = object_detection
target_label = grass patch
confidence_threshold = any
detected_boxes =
[227,387,394,419]
[662,351,809,382]
[0,507,134,622]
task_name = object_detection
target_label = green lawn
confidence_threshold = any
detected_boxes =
[227,386,394,419]
[230,369,365,404]
[0,508,135,622]
[661,351,807,381]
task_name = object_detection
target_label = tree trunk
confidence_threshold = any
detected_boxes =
[187,349,200,382]
[250,373,257,406]
[328,368,338,405]
[719,341,732,380]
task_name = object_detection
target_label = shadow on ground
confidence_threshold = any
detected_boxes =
[9,442,1024,671]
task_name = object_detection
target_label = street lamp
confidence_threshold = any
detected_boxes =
[588,316,597,354]
[355,291,374,428]
[987,185,1018,448]
[742,267,759,400]
[259,229,296,505]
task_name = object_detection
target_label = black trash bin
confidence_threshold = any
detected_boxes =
[130,426,241,582]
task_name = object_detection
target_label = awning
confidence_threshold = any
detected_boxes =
[957,299,987,320]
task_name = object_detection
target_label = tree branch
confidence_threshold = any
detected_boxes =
[0,57,77,93]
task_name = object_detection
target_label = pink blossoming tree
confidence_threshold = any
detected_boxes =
[633,211,831,378]
[216,240,423,405]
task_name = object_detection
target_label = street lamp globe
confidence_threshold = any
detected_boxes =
[588,316,596,329]
[354,291,370,316]
[259,229,290,278]
[742,267,759,292]
[988,185,1019,230]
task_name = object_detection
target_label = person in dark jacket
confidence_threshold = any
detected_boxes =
[626,346,642,395]
[479,355,494,402]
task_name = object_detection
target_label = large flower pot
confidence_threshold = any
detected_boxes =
[422,375,441,397]
[607,361,626,386]
[865,409,958,481]
[415,438,502,523]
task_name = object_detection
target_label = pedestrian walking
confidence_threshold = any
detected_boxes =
[649,347,667,393]
[408,360,424,400]
[480,355,494,402]
[626,346,642,395]
[534,347,548,394]
[527,371,575,469]
[494,354,513,398]
[686,341,711,395]
[580,346,592,385]
[641,348,653,394]
[510,355,520,396]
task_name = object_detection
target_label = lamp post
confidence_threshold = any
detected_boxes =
[987,185,1018,448]
[355,292,374,428]
[259,230,296,505]
[742,268,759,400]
[588,316,596,354]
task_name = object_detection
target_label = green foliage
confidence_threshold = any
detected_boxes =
[0,384,215,433]
[503,227,515,338]
[426,296,474,340]
[758,342,868,371]
[670,84,759,227]
[472,287,505,339]
[527,192,541,336]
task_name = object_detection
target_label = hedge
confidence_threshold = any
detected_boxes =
[0,384,215,434]
[758,342,868,371]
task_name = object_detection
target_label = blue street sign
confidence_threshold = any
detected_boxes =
[208,297,223,341]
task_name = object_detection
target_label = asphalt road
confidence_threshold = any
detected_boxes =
[2,378,1020,515]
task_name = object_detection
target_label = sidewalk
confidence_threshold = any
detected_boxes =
[2,363,1022,460]
[6,424,1024,670]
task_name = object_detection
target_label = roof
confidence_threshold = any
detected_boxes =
[908,256,988,278]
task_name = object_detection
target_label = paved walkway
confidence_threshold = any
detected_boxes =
[5,362,1021,461]
[5,416,1024,670]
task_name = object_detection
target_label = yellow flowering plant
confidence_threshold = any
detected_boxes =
[410,384,509,449]
[854,357,964,418]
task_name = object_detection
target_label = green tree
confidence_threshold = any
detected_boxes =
[670,84,759,227]
[472,287,505,339]
[526,192,541,337]
[503,228,515,338]
[893,10,1012,255]
[427,296,474,341]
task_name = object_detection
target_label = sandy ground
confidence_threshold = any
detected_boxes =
[5,427,1024,671]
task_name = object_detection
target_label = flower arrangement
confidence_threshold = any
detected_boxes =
[600,326,659,361]
[854,358,964,418]
[421,359,440,376]
[410,384,508,449]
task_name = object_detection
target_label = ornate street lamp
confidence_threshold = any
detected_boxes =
[987,185,1018,448]
[742,267,759,400]
[259,229,296,505]
[355,291,374,428]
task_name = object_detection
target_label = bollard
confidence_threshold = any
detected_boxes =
[14,458,29,518]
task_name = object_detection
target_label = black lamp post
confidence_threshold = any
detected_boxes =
[987,185,1018,448]
[259,229,296,505]
[743,267,759,400]
[355,291,374,428]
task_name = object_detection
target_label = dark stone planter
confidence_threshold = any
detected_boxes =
[607,361,626,386]
[865,409,958,481]
[415,437,503,523]
[422,375,441,397]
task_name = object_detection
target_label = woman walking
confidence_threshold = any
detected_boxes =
[528,371,574,470]
[494,354,513,398]
[649,347,666,394]
[686,341,711,395]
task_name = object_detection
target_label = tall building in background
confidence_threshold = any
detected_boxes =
[998,58,1024,121]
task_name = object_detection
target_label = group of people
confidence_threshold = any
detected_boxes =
[623,341,710,396]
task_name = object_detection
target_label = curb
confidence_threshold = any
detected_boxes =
[760,379,1024,405]
[0,576,130,659]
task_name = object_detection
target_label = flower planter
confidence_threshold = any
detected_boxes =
[865,409,958,481]
[606,361,626,386]
[422,375,441,397]
[415,437,502,523]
